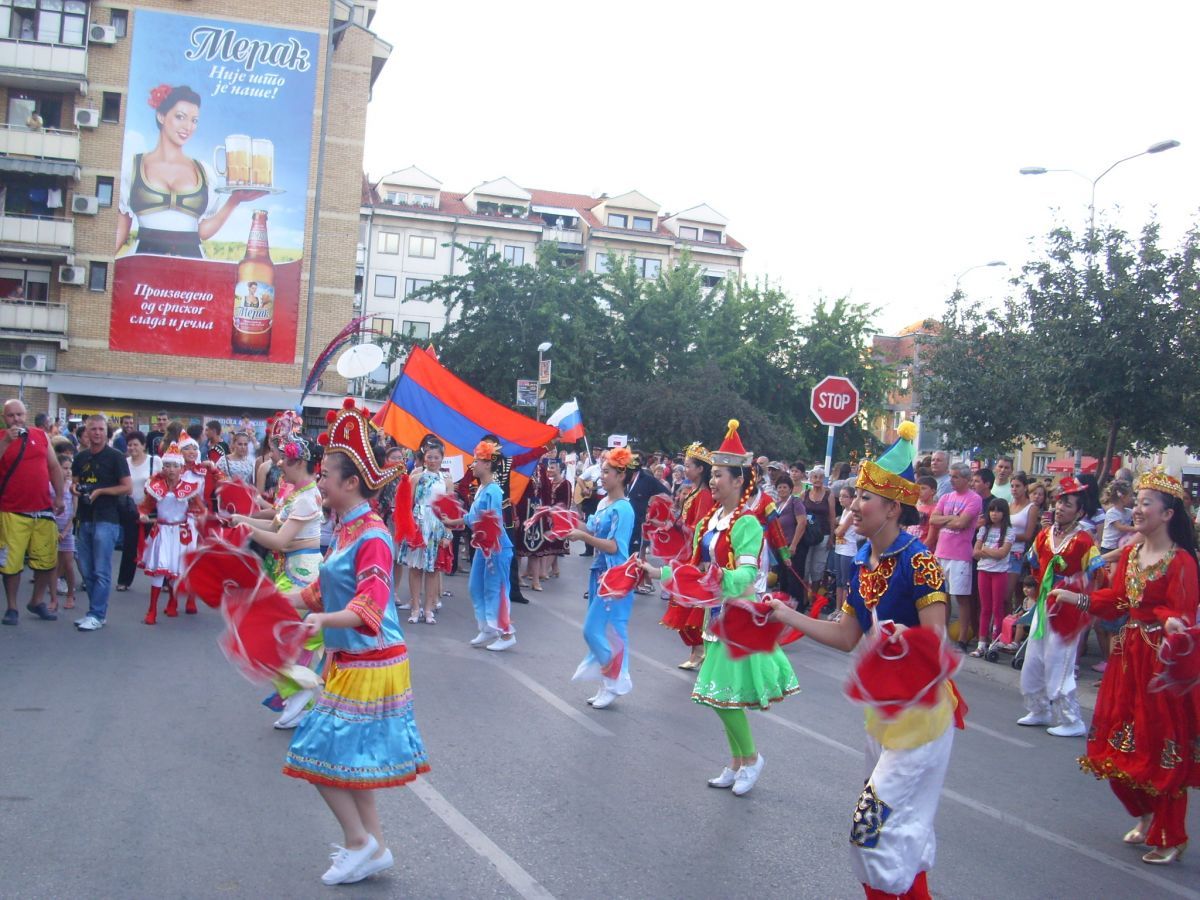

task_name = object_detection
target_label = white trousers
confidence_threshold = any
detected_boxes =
[1019,630,1081,726]
[849,726,953,894]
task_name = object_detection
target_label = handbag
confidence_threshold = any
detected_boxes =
[799,495,825,548]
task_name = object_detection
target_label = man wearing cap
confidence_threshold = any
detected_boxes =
[1019,476,1100,737]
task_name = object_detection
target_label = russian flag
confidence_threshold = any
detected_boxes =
[547,399,586,443]
[373,346,558,502]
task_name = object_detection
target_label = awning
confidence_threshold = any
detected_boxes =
[49,372,302,412]
[532,204,580,218]
[1044,455,1122,475]
[0,157,79,179]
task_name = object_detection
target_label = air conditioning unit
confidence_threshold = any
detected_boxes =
[1034,440,1048,449]
[74,108,100,128]
[89,24,117,44]
[72,195,99,215]
[58,265,86,285]
[20,353,47,373]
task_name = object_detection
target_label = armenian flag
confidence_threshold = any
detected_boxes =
[373,346,557,501]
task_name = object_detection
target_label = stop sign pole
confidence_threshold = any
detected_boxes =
[809,376,860,473]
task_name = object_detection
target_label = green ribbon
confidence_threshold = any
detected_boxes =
[1031,554,1066,640]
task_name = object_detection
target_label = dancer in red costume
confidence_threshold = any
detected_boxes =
[138,443,205,623]
[660,441,715,669]
[1056,470,1199,865]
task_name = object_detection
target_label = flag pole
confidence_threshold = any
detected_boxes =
[576,397,593,461]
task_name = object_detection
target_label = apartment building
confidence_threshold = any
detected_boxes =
[870,319,940,453]
[357,167,746,351]
[0,0,389,427]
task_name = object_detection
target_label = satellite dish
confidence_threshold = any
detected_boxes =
[336,343,385,379]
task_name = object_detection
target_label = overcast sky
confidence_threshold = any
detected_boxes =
[363,1,1196,334]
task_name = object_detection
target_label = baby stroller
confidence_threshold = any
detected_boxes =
[983,604,1035,667]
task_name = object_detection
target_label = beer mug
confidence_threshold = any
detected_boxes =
[214,134,252,187]
[251,138,274,188]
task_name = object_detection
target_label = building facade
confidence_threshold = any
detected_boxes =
[0,0,389,429]
[357,168,746,373]
[870,319,939,454]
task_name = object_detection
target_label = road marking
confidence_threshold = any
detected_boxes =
[482,654,614,738]
[530,596,1195,896]
[963,719,1034,748]
[410,779,558,900]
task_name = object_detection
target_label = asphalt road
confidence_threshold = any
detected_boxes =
[1,550,1195,900]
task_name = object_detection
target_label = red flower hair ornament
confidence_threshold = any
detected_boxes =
[148,84,173,109]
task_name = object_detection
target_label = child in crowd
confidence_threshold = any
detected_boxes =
[831,485,859,610]
[971,497,1013,657]
[999,575,1038,649]
[1099,480,1136,555]
[908,475,938,544]
[53,451,76,612]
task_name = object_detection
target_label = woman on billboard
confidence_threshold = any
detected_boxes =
[115,84,265,258]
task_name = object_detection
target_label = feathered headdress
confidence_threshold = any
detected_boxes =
[300,316,381,403]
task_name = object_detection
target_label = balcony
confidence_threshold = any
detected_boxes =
[0,38,87,92]
[0,215,74,257]
[0,298,67,336]
[542,227,584,251]
[0,123,79,161]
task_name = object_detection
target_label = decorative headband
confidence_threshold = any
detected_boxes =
[684,442,713,465]
[316,398,403,491]
[856,459,920,507]
[1136,468,1187,502]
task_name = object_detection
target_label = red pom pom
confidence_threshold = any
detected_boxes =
[265,416,275,427]
[325,410,337,424]
[317,433,330,446]
[342,397,356,409]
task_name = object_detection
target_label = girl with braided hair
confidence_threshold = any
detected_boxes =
[643,421,799,796]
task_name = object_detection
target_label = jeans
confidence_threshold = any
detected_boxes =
[77,521,121,621]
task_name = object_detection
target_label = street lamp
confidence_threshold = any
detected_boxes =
[536,342,552,421]
[1020,139,1180,474]
[954,260,1007,291]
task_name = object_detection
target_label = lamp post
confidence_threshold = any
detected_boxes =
[1020,139,1180,474]
[536,341,552,421]
[953,260,1007,292]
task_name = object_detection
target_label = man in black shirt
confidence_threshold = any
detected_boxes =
[72,414,131,632]
[147,410,168,457]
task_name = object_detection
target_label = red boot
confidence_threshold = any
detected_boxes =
[164,583,178,617]
[184,594,198,615]
[144,587,160,625]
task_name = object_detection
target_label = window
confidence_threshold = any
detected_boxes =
[503,245,525,265]
[702,229,722,243]
[110,8,127,37]
[0,265,50,303]
[606,213,627,228]
[101,92,121,124]
[384,190,407,204]
[1030,453,1055,476]
[411,194,434,208]
[3,0,87,45]
[402,320,431,341]
[88,261,108,292]
[404,277,433,297]
[468,240,487,253]
[476,201,499,216]
[701,273,722,289]
[595,252,610,274]
[371,317,394,337]
[408,235,435,258]
[374,274,396,298]
[377,232,400,254]
[634,257,661,279]
[678,225,698,241]
[95,176,114,208]
[632,216,653,232]
[499,204,526,217]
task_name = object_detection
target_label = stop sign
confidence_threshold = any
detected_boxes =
[810,376,860,427]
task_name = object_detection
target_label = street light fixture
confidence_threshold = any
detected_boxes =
[954,260,1007,291]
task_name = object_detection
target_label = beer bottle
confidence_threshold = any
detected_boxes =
[232,210,275,355]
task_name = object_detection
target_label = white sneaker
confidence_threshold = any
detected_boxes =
[321,835,379,885]
[707,767,738,789]
[590,688,616,709]
[1017,712,1052,727]
[76,615,105,631]
[74,614,90,626]
[732,754,764,796]
[470,629,497,647]
[1047,721,1087,738]
[274,689,315,729]
[586,690,602,706]
[56,578,68,595]
[343,846,394,883]
[486,635,516,652]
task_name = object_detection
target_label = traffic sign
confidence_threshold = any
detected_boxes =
[810,376,860,428]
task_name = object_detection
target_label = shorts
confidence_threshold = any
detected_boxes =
[1007,550,1025,574]
[937,557,972,596]
[834,552,856,589]
[0,512,59,574]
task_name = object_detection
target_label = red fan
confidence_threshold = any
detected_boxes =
[711,599,788,659]
[432,494,465,525]
[644,523,688,560]
[213,481,258,521]
[435,542,454,574]
[392,473,419,546]
[844,621,963,720]
[218,582,309,683]
[598,556,641,598]
[526,506,582,540]
[645,494,675,528]
[1149,625,1200,696]
[178,530,267,608]
[1048,573,1093,639]
[470,508,505,558]
[662,562,724,607]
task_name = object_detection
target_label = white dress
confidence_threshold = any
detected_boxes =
[139,475,202,578]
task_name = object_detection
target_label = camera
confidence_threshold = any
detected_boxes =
[76,483,95,502]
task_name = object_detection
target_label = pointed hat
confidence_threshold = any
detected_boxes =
[710,419,753,467]
[856,420,919,506]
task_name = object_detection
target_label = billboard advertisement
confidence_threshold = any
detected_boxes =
[110,10,319,363]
